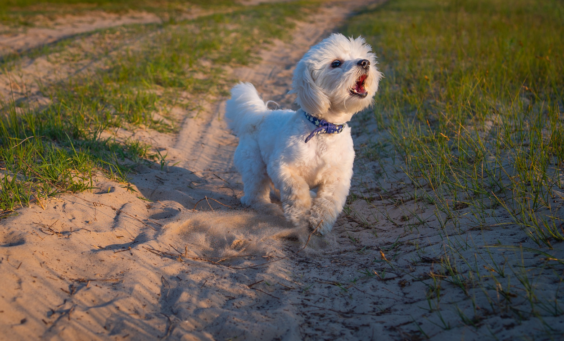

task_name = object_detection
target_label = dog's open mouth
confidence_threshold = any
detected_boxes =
[350,74,368,98]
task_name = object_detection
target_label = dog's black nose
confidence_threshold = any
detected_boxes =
[357,59,370,69]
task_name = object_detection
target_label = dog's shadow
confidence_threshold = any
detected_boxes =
[131,163,306,236]
[132,163,243,215]
[130,162,332,254]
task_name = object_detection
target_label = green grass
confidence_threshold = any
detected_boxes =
[0,1,318,214]
[343,0,564,337]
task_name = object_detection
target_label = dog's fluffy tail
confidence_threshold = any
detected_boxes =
[225,83,269,136]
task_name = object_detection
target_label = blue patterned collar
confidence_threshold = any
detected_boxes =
[303,111,345,143]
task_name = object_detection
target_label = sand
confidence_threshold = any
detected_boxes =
[2,0,564,340]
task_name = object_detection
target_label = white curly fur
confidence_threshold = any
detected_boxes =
[225,33,382,234]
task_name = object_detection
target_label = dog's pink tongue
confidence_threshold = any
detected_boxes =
[355,75,368,93]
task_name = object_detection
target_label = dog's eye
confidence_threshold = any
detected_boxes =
[331,60,342,68]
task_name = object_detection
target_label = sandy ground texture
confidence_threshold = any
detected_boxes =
[2,0,564,340]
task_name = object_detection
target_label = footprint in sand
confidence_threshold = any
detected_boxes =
[0,231,25,247]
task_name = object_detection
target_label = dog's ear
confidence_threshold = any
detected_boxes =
[290,60,330,115]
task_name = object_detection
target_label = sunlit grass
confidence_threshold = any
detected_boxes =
[345,0,564,248]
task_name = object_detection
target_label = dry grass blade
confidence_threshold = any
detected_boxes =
[298,220,323,253]
[252,288,280,300]
[247,279,264,288]
[11,136,35,149]
[36,219,60,236]
[207,197,232,208]
[193,196,232,211]
[205,196,214,211]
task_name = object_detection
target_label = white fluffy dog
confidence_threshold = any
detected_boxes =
[225,33,382,235]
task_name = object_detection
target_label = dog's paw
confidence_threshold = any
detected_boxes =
[283,203,309,227]
[240,195,253,207]
[307,199,337,235]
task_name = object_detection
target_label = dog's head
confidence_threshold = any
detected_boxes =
[291,33,382,123]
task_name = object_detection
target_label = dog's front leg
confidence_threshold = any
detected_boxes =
[272,168,312,227]
[307,177,351,235]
